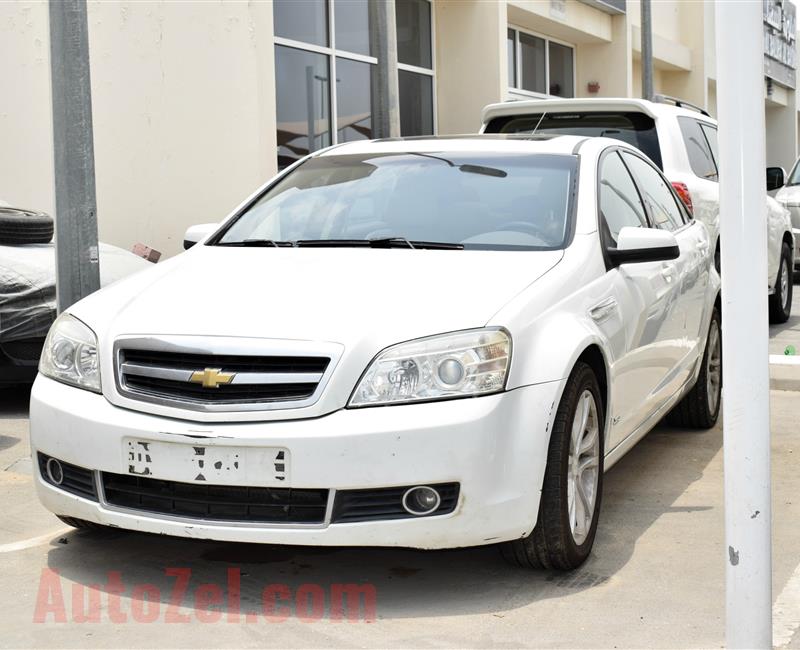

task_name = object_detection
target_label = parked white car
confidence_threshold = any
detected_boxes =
[481,96,795,323]
[30,135,719,570]
[773,160,800,278]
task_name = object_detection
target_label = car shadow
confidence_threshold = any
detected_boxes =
[45,420,723,620]
[0,383,31,419]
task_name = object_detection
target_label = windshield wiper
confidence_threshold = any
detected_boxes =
[369,237,415,249]
[295,238,463,250]
[216,239,296,247]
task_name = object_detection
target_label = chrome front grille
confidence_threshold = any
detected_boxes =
[114,336,340,412]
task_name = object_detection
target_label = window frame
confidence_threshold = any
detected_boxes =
[506,25,576,99]
[619,148,692,232]
[595,145,693,271]
[274,0,438,160]
[598,149,651,243]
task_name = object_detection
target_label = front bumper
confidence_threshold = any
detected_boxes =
[30,375,562,549]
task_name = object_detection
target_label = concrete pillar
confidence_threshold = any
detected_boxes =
[433,0,506,134]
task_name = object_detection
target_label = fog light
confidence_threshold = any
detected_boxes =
[402,486,441,516]
[46,457,64,485]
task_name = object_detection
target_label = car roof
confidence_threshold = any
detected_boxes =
[481,97,717,126]
[317,133,595,157]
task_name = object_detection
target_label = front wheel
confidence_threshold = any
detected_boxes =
[501,362,604,571]
[769,243,793,324]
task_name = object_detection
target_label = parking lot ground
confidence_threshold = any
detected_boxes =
[1,379,799,649]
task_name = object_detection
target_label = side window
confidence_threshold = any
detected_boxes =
[599,151,648,245]
[621,151,684,232]
[678,117,718,181]
[699,123,719,171]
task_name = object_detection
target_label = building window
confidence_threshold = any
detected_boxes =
[274,0,377,169]
[507,27,575,98]
[274,0,436,169]
[396,0,435,136]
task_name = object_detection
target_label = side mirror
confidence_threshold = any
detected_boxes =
[608,227,680,266]
[766,167,786,192]
[183,223,219,250]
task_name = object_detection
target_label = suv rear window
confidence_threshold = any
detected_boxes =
[678,117,718,181]
[484,111,663,169]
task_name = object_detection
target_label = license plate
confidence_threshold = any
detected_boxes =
[123,438,289,486]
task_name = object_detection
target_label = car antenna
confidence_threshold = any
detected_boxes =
[531,111,548,136]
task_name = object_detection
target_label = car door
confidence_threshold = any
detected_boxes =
[596,149,678,450]
[621,150,706,401]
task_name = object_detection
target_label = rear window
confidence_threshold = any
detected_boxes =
[484,111,663,169]
[678,117,718,181]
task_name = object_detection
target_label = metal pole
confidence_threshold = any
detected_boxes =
[715,1,772,648]
[305,65,316,153]
[49,0,100,313]
[641,0,654,100]
[369,0,401,138]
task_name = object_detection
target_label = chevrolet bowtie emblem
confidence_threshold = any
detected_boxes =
[189,368,236,388]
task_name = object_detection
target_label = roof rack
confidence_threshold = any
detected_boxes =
[652,94,710,117]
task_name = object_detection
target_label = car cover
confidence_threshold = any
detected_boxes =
[0,242,151,343]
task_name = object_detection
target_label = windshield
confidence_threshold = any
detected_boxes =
[788,159,800,186]
[484,111,663,170]
[214,152,577,251]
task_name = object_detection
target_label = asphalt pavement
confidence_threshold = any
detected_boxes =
[1,293,799,649]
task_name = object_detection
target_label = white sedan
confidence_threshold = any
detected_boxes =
[30,135,719,570]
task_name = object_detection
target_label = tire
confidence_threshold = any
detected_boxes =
[769,243,793,324]
[501,362,604,571]
[56,515,106,531]
[667,307,722,429]
[0,207,54,245]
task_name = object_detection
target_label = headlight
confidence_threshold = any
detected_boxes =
[39,314,101,393]
[349,328,511,407]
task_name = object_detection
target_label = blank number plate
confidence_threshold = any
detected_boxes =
[123,438,289,486]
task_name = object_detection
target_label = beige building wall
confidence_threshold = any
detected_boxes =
[434,0,507,134]
[575,14,631,98]
[0,1,278,259]
[0,2,55,217]
[89,1,277,258]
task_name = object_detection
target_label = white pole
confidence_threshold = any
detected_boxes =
[715,1,772,648]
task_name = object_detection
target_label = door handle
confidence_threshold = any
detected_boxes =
[589,297,618,322]
[661,262,676,282]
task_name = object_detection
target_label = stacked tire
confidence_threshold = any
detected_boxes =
[0,207,54,245]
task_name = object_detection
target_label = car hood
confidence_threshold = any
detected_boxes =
[70,246,563,421]
[74,246,563,347]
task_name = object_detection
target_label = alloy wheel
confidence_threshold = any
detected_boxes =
[706,320,722,415]
[567,390,600,545]
[780,258,790,310]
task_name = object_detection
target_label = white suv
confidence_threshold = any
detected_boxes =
[481,96,795,322]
